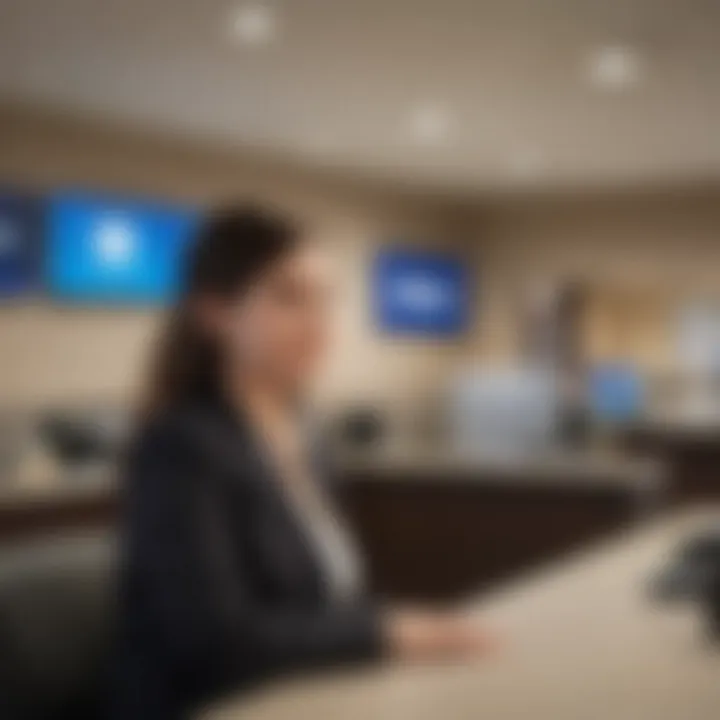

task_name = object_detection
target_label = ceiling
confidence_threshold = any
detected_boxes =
[0,0,718,193]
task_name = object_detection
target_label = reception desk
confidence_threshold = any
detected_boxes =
[206,506,720,720]
[0,466,114,543]
[335,448,664,601]
[624,419,720,503]
[0,450,665,604]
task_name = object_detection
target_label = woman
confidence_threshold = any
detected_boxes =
[114,205,493,719]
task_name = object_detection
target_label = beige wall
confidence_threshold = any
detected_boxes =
[6,104,717,412]
[0,104,466,411]
[466,190,720,371]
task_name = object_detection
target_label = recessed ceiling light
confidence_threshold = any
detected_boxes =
[589,46,643,90]
[231,4,277,46]
[411,104,451,144]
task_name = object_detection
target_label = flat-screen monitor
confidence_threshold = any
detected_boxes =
[373,248,470,336]
[47,192,200,304]
[588,363,644,423]
[0,190,43,299]
[448,367,558,456]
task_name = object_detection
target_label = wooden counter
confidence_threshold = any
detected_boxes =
[624,419,720,503]
[0,467,115,543]
[335,449,665,601]
[0,450,666,600]
[205,506,720,720]
[335,446,661,488]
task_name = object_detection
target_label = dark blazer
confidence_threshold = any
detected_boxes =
[113,397,383,720]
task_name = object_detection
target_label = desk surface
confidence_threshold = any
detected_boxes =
[206,507,720,720]
[336,446,663,489]
[0,447,664,511]
[0,467,112,509]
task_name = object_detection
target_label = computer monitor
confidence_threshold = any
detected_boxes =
[373,248,470,336]
[47,192,200,305]
[0,190,43,299]
[588,363,644,423]
[448,367,558,456]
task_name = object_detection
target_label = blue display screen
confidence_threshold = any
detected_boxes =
[47,193,200,304]
[589,363,644,423]
[0,191,42,298]
[373,248,470,336]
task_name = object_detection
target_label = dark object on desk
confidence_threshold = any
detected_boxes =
[38,411,125,465]
[0,533,114,719]
[557,404,591,450]
[651,530,720,642]
[335,408,386,449]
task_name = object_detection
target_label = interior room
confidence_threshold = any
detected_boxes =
[0,1,719,719]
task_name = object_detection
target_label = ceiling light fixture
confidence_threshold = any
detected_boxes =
[231,4,277,46]
[589,45,643,90]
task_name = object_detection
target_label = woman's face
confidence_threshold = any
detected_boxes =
[208,243,336,392]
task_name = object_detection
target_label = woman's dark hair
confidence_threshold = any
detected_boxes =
[140,204,299,417]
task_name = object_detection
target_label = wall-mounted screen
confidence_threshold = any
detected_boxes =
[373,248,470,336]
[0,190,42,298]
[47,192,200,304]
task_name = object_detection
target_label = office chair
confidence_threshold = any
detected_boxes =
[0,533,115,719]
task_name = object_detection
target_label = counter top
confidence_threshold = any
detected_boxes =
[0,464,113,509]
[628,415,720,437]
[336,445,664,490]
[0,446,665,511]
[206,506,720,720]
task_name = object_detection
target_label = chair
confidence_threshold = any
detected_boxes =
[0,533,115,719]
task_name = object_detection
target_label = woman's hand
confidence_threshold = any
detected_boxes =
[385,608,499,663]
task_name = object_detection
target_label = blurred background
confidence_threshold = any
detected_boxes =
[1,0,720,568]
[0,2,720,717]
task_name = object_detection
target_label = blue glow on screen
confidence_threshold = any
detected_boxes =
[373,248,470,336]
[589,363,644,423]
[47,193,200,304]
